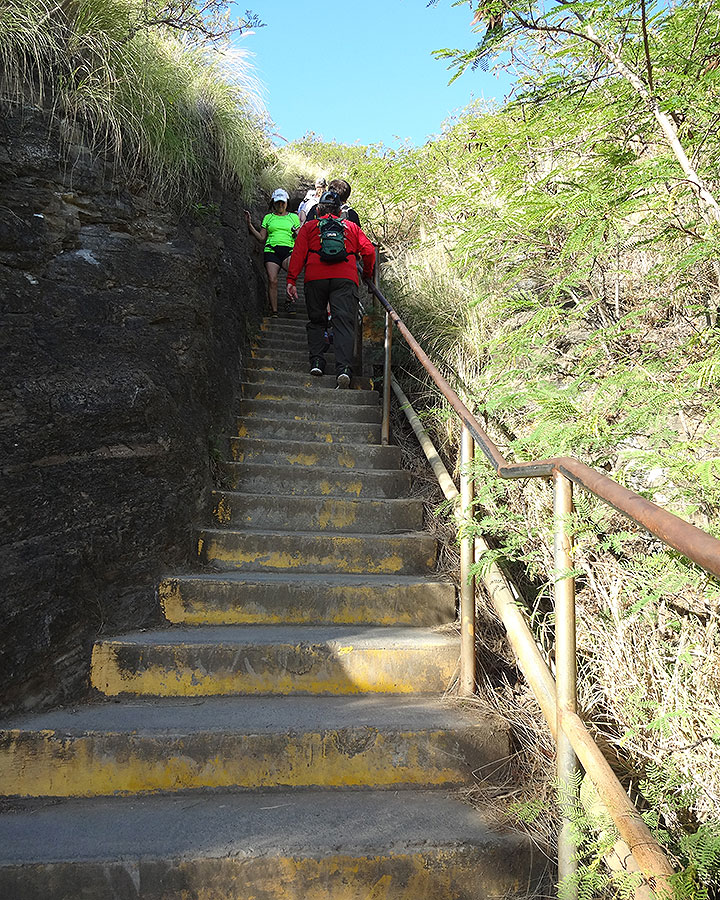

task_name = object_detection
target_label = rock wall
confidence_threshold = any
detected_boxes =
[0,106,267,715]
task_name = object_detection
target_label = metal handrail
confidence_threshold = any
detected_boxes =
[391,378,663,898]
[364,278,715,896]
[369,280,720,580]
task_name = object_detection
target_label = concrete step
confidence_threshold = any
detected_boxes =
[0,695,507,797]
[259,320,308,335]
[260,316,308,334]
[244,367,376,392]
[247,356,347,376]
[228,436,401,470]
[252,328,308,342]
[160,572,455,626]
[90,625,459,697]
[220,462,411,498]
[0,790,550,899]
[256,335,311,351]
[257,320,309,332]
[252,348,335,365]
[236,416,381,445]
[208,492,423,533]
[239,397,382,424]
[242,380,378,404]
[197,528,437,575]
[255,338,353,357]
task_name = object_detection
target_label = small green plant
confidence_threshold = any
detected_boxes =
[192,201,220,220]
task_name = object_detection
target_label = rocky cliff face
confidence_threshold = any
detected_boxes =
[0,106,266,714]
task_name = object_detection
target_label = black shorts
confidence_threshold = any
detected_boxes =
[264,245,292,266]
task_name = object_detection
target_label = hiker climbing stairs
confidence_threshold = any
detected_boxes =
[0,312,546,898]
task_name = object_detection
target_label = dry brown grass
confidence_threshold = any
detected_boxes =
[389,388,561,855]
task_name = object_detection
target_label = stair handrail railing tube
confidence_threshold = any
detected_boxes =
[390,377,672,898]
[365,278,706,897]
[367,280,720,578]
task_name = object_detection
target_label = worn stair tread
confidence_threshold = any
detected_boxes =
[160,571,455,626]
[259,322,308,331]
[0,694,507,797]
[243,368,376,387]
[235,419,380,431]
[200,525,432,540]
[238,402,382,423]
[241,381,378,403]
[229,437,398,458]
[208,492,423,533]
[0,790,539,864]
[240,393,379,407]
[163,571,446,588]
[256,340,315,350]
[90,624,459,698]
[258,330,308,338]
[252,349,336,361]
[197,527,437,575]
[234,418,381,444]
[94,624,459,647]
[160,570,453,590]
[0,694,493,735]
[221,462,411,498]
[210,492,420,509]
[228,436,402,469]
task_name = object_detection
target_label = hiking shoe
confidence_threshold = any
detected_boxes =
[336,367,351,389]
[310,357,325,377]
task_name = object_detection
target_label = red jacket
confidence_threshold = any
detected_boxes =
[287,215,376,286]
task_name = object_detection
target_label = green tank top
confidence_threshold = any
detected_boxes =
[262,212,300,250]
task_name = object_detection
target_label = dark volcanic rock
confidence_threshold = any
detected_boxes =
[0,106,266,714]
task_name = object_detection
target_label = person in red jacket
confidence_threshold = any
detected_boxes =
[286,190,375,388]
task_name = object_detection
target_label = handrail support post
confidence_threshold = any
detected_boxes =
[367,279,679,893]
[381,309,392,445]
[459,424,476,696]
[555,471,579,896]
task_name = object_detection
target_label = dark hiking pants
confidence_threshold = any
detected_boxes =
[304,277,358,372]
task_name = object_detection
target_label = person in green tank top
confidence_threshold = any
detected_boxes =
[245,188,300,316]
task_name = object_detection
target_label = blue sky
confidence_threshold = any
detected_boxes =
[234,0,513,147]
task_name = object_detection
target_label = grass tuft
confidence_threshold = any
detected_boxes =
[0,0,277,202]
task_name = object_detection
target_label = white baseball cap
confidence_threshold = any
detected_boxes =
[271,188,289,202]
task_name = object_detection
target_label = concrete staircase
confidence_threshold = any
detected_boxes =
[0,312,548,899]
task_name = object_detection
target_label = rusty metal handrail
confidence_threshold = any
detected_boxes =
[365,278,711,896]
[391,377,668,897]
[368,279,720,581]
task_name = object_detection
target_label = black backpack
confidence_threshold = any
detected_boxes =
[316,217,348,263]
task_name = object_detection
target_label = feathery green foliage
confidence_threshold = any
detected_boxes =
[292,2,720,889]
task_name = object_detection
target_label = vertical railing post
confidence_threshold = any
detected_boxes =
[554,471,579,896]
[352,306,363,377]
[381,309,392,445]
[459,424,476,696]
[372,243,380,312]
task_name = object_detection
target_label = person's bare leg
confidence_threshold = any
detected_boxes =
[280,256,294,306]
[265,261,280,313]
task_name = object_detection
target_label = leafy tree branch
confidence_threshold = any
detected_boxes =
[126,1,263,45]
[432,0,720,224]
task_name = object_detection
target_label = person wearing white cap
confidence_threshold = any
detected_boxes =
[245,188,300,316]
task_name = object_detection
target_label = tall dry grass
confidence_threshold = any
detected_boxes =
[0,0,280,201]
[382,240,720,876]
